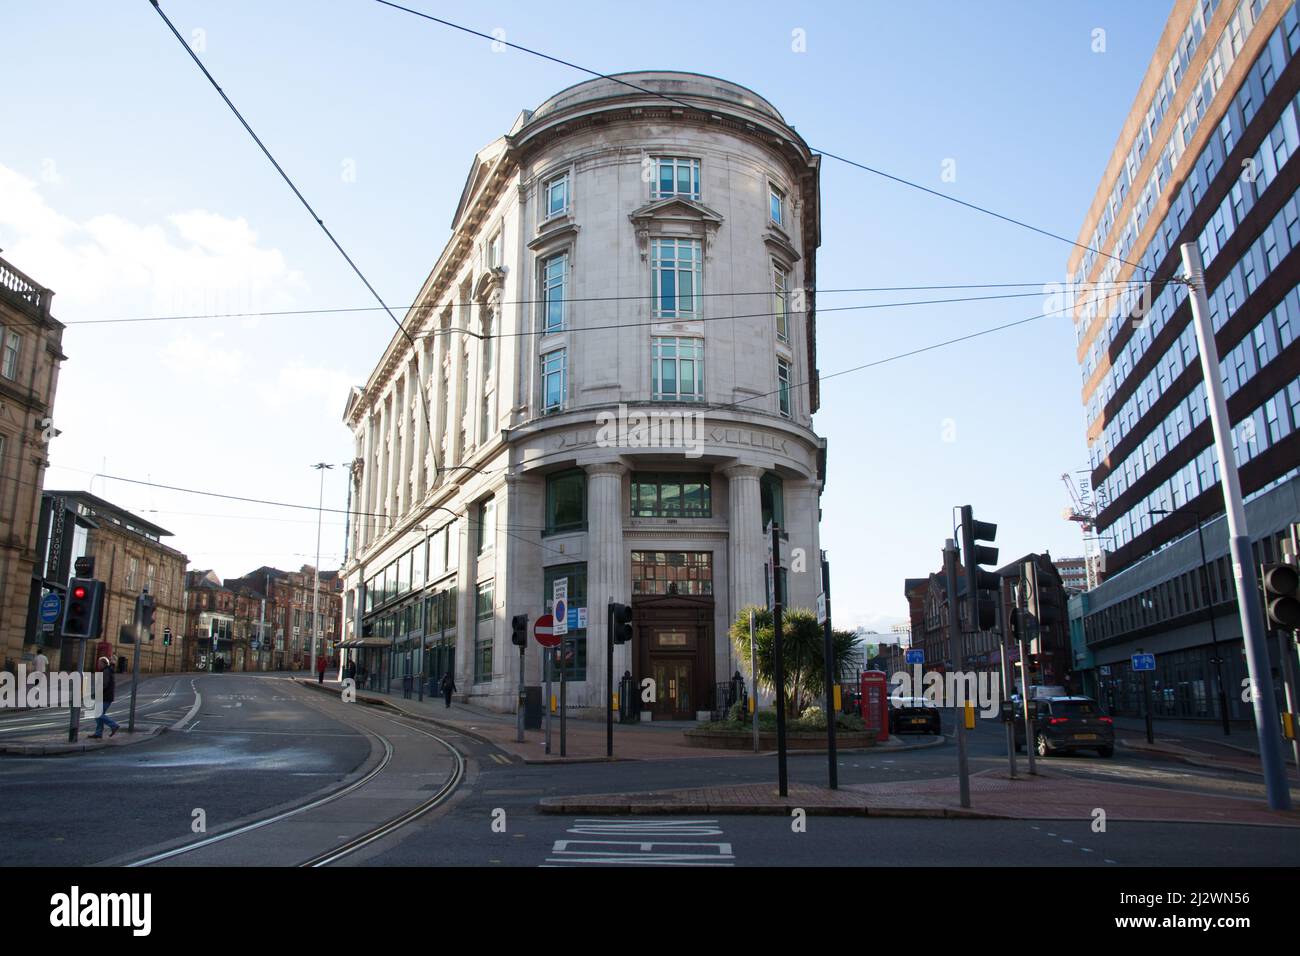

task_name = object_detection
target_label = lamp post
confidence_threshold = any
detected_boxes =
[310,463,334,677]
[1152,507,1231,736]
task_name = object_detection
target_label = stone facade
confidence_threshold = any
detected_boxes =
[0,254,65,670]
[341,72,827,715]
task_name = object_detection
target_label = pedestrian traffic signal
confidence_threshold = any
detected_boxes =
[511,613,528,647]
[959,505,999,631]
[163,627,173,646]
[136,592,157,642]
[611,602,634,644]
[1262,563,1300,629]
[61,578,104,640]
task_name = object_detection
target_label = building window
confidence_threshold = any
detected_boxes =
[476,496,496,554]
[769,184,785,226]
[126,557,138,591]
[486,229,502,270]
[544,563,587,680]
[541,349,566,413]
[777,356,792,417]
[774,264,790,343]
[545,469,587,534]
[651,156,700,200]
[631,551,713,596]
[474,580,494,683]
[651,238,701,319]
[1,332,19,380]
[480,310,497,441]
[544,172,569,219]
[760,472,784,529]
[631,473,712,518]
[651,336,703,401]
[541,253,567,333]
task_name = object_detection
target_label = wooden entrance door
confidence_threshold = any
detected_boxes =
[652,658,694,719]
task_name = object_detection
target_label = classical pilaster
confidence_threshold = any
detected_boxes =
[584,462,628,707]
[414,340,430,501]
[723,464,767,616]
[386,385,399,526]
[374,398,389,539]
[359,415,375,551]
[396,367,411,518]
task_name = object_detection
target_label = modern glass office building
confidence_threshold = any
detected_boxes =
[1070,0,1300,720]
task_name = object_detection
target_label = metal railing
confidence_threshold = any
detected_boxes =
[0,256,50,315]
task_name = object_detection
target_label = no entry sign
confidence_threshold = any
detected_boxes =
[534,613,561,648]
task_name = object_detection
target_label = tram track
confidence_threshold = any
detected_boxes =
[124,681,465,867]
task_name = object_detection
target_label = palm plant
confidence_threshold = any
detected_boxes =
[729,604,859,715]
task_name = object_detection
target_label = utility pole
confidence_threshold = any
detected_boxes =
[1181,241,1291,811]
[1015,584,1037,775]
[942,540,971,808]
[997,579,1017,778]
[772,522,788,797]
[310,463,333,680]
[820,550,837,789]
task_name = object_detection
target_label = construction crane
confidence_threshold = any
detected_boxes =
[1061,471,1094,532]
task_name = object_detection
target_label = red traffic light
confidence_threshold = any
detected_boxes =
[72,586,87,600]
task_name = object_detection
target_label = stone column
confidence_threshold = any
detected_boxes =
[584,462,627,711]
[374,399,389,539]
[386,385,400,526]
[359,414,375,551]
[414,340,430,501]
[724,465,767,616]
[396,367,411,518]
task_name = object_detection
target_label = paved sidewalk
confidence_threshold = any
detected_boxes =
[295,679,932,763]
[538,768,1300,826]
[1113,716,1300,776]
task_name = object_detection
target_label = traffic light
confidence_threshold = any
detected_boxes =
[163,627,173,647]
[1023,560,1059,627]
[511,613,528,647]
[611,603,634,644]
[959,505,999,631]
[60,578,105,640]
[1262,563,1300,629]
[136,592,157,642]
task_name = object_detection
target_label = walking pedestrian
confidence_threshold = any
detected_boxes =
[32,648,49,678]
[345,658,356,684]
[439,670,456,709]
[89,656,119,739]
[316,653,327,684]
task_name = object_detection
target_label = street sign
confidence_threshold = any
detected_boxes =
[905,648,925,666]
[534,613,560,648]
[1131,653,1156,672]
[816,593,826,624]
[39,593,62,625]
[552,578,568,637]
[576,607,588,629]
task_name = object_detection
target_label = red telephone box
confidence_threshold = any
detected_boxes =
[859,670,889,742]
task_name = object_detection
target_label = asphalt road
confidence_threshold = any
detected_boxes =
[3,684,1296,867]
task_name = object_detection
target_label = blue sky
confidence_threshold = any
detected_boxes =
[0,0,1172,629]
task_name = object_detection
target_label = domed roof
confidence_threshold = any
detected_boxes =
[526,71,787,126]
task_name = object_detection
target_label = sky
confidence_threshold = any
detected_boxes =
[0,0,1174,630]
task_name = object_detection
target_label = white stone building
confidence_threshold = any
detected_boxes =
[340,72,826,717]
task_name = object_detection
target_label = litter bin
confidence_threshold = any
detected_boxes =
[524,686,543,729]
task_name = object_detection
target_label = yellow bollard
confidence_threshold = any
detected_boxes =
[612,692,619,711]
[748,695,755,714]
[1284,712,1296,740]
[964,700,976,730]
[833,685,842,710]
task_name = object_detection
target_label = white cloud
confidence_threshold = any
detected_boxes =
[0,164,308,320]
[258,362,358,411]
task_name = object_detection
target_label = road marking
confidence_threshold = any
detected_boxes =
[546,819,733,866]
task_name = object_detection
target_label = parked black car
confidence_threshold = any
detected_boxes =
[1014,695,1114,757]
[889,696,942,735]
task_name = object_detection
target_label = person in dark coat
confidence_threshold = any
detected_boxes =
[316,654,328,684]
[439,671,456,709]
[345,659,356,684]
[89,656,119,738]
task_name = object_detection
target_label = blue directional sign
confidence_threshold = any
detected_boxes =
[905,648,925,666]
[1131,653,1156,672]
[39,592,62,625]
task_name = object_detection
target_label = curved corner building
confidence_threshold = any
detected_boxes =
[1070,1,1300,719]
[339,72,825,716]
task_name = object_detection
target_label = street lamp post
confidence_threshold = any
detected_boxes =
[1152,507,1231,736]
[311,463,334,678]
